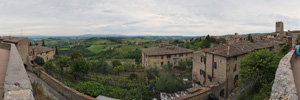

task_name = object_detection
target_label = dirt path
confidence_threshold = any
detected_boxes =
[293,58,300,99]
[27,71,68,100]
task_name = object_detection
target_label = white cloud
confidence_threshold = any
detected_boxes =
[0,0,300,36]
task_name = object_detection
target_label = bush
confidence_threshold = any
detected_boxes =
[90,59,113,74]
[124,63,135,71]
[44,61,54,73]
[34,56,45,66]
[156,72,184,93]
[146,67,160,80]
[280,43,290,55]
[75,81,108,97]
[128,73,138,80]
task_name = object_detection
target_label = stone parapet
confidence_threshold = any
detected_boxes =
[3,44,34,100]
[270,50,298,100]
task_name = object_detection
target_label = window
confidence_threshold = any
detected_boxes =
[234,56,237,60]
[186,53,188,56]
[208,75,212,82]
[179,54,183,57]
[161,56,163,59]
[204,58,206,64]
[201,57,203,62]
[167,55,171,58]
[234,64,237,72]
[200,70,202,75]
[168,61,170,64]
[203,71,206,77]
[213,62,217,69]
[161,62,164,66]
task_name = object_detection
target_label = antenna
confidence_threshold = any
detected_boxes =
[21,28,22,36]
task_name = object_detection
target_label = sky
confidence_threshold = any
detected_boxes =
[0,0,300,36]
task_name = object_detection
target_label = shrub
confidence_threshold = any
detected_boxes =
[146,67,160,80]
[128,73,138,80]
[156,72,184,93]
[124,63,134,71]
[34,56,45,66]
[75,81,108,97]
[90,59,113,74]
[280,43,290,55]
[43,61,54,73]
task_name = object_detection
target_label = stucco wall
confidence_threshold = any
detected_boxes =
[270,50,298,100]
[144,52,193,67]
[36,50,55,62]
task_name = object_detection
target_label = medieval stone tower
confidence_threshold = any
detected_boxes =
[276,21,284,35]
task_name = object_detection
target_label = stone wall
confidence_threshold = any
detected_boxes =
[3,44,34,100]
[270,50,298,100]
[30,67,97,100]
[0,43,10,50]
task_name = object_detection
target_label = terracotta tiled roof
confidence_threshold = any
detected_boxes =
[142,46,193,56]
[29,46,54,54]
[202,41,273,57]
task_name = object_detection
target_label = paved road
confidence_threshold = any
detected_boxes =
[27,71,68,100]
[0,49,9,100]
[293,58,300,99]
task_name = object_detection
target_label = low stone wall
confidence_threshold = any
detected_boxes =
[0,43,11,50]
[270,50,298,100]
[31,67,97,100]
[3,44,34,100]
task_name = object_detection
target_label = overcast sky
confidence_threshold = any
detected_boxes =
[0,0,300,36]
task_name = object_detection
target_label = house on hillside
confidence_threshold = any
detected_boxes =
[192,40,273,98]
[29,45,55,63]
[142,43,194,67]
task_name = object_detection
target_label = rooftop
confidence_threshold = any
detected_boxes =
[202,40,273,57]
[142,43,193,56]
[0,36,28,43]
[29,45,54,55]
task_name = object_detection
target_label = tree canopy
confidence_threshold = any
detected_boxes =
[70,56,90,80]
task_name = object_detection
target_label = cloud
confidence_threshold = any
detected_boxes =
[0,0,300,36]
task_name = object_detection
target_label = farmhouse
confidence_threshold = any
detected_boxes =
[29,45,55,62]
[142,43,194,67]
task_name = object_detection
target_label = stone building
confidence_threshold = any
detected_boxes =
[0,36,30,66]
[224,33,248,44]
[142,43,193,67]
[29,45,55,62]
[192,40,273,98]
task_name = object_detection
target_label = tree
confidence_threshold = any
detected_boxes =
[205,35,211,42]
[239,49,282,99]
[113,65,124,75]
[280,44,291,55]
[44,61,54,73]
[57,57,69,75]
[75,81,108,97]
[296,34,300,43]
[29,42,32,46]
[35,42,39,46]
[90,59,113,74]
[70,50,83,61]
[42,40,45,46]
[247,34,254,43]
[70,57,90,80]
[112,60,122,67]
[217,38,227,44]
[55,46,59,55]
[34,56,45,66]
[156,72,184,93]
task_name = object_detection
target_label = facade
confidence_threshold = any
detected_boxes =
[142,43,193,67]
[192,40,273,98]
[224,33,248,44]
[0,36,30,66]
[29,45,55,62]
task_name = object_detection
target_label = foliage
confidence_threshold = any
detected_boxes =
[70,50,83,60]
[128,73,138,80]
[90,59,113,74]
[42,39,45,46]
[112,60,122,67]
[70,57,91,80]
[34,56,45,66]
[247,34,254,43]
[75,81,108,97]
[96,75,112,85]
[156,72,184,93]
[44,61,54,73]
[217,38,227,44]
[56,57,69,74]
[174,60,193,70]
[113,65,124,75]
[55,46,59,55]
[296,34,300,43]
[123,63,135,71]
[162,63,173,71]
[32,81,53,100]
[146,67,160,80]
[238,49,282,100]
[280,43,290,55]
